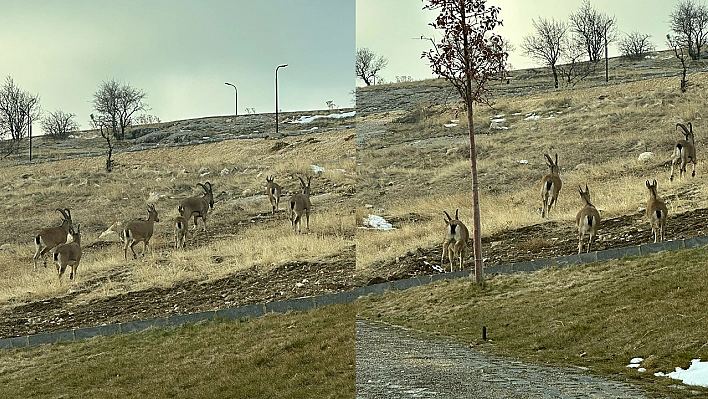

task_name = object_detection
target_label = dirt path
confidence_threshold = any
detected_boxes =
[356,321,652,399]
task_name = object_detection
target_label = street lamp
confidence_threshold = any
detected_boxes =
[224,82,237,116]
[275,64,288,133]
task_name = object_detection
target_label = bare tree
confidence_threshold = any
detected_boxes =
[557,33,595,87]
[0,76,41,158]
[521,17,568,89]
[92,79,148,140]
[90,113,114,172]
[569,0,617,82]
[667,34,691,92]
[618,31,656,60]
[41,110,80,139]
[670,0,708,60]
[423,0,508,284]
[0,76,41,141]
[356,47,388,86]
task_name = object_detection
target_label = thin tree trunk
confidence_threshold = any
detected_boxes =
[467,105,483,284]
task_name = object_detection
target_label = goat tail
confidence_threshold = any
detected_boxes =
[34,235,41,246]
[53,252,59,262]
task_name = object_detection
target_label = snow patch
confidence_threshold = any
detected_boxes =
[288,110,356,124]
[655,359,708,387]
[362,215,395,231]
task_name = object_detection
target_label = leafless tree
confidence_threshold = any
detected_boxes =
[41,110,80,139]
[356,47,388,86]
[0,76,41,141]
[569,0,617,82]
[557,34,595,87]
[90,113,114,172]
[0,76,41,158]
[618,31,656,60]
[133,114,161,125]
[570,1,616,62]
[521,17,568,89]
[667,34,691,92]
[92,79,148,140]
[423,0,508,284]
[669,0,708,60]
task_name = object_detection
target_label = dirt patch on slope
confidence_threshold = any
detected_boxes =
[364,208,708,284]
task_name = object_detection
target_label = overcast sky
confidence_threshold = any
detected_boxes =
[357,0,680,85]
[0,0,355,132]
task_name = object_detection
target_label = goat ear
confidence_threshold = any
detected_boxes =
[653,179,658,186]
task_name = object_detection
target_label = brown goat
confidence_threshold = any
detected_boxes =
[33,208,73,270]
[540,153,562,218]
[441,209,470,272]
[52,224,82,283]
[575,185,601,254]
[645,180,668,243]
[122,204,160,259]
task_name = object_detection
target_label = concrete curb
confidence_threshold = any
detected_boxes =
[2,236,705,350]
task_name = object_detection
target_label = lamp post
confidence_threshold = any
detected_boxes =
[224,82,237,116]
[275,64,288,133]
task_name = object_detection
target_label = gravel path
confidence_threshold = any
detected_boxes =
[356,321,653,399]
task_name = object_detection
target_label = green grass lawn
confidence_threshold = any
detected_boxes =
[0,303,355,399]
[357,248,708,398]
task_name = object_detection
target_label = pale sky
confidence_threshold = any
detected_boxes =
[357,0,680,84]
[0,0,355,133]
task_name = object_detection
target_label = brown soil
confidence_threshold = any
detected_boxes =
[0,224,355,338]
[364,207,708,284]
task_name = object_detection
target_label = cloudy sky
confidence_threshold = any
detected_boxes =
[357,0,680,84]
[0,0,355,132]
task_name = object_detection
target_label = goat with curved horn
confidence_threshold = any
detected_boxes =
[33,208,73,270]
[178,181,214,232]
[670,122,697,181]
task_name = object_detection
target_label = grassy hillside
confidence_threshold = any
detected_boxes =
[356,70,708,274]
[0,303,355,399]
[0,126,355,305]
[357,248,708,398]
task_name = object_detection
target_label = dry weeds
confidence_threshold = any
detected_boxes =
[0,128,355,307]
[356,72,708,275]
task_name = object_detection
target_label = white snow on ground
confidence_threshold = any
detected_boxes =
[288,110,355,124]
[444,123,458,128]
[654,359,708,387]
[362,215,395,231]
[524,113,540,121]
[310,165,325,174]
[629,357,708,387]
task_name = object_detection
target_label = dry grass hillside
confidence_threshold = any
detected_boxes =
[0,115,355,337]
[356,54,708,281]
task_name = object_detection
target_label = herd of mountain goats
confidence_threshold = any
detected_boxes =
[32,174,314,284]
[441,122,697,273]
